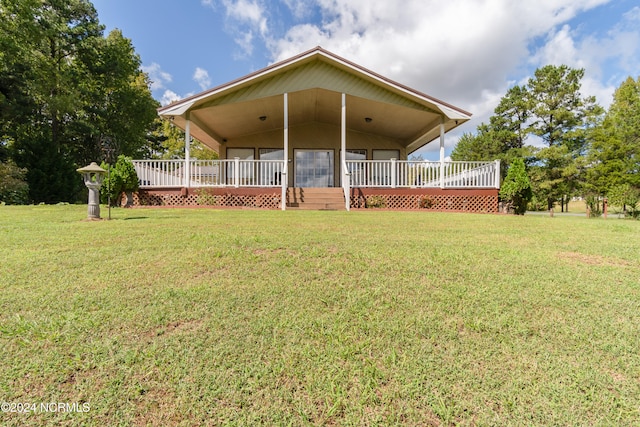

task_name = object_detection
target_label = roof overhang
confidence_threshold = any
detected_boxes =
[158,47,472,154]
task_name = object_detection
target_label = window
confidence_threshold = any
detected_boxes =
[226,148,254,185]
[372,149,400,160]
[259,149,284,186]
[295,150,334,187]
[259,148,284,160]
[227,148,254,160]
[346,149,366,160]
[344,149,367,186]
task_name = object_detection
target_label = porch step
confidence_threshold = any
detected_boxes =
[287,188,346,211]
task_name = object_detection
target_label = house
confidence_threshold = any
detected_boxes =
[133,47,500,211]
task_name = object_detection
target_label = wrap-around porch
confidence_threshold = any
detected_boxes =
[144,47,500,212]
[131,157,500,212]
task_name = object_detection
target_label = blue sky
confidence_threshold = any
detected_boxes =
[92,0,640,158]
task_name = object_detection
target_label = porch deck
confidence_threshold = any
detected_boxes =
[131,159,500,212]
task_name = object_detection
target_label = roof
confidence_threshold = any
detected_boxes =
[158,46,472,154]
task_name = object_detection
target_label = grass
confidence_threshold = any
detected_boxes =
[0,205,639,426]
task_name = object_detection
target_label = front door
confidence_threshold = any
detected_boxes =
[295,150,334,187]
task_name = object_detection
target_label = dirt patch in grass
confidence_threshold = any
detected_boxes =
[153,318,203,338]
[557,251,632,267]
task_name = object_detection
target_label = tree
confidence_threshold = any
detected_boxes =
[0,0,159,203]
[0,160,29,204]
[450,128,502,162]
[607,184,640,219]
[147,118,219,160]
[491,85,531,151]
[451,85,532,179]
[586,76,640,195]
[499,158,532,215]
[526,65,603,210]
[100,155,139,206]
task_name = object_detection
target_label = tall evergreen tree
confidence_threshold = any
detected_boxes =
[587,76,640,195]
[526,65,603,210]
[451,85,532,179]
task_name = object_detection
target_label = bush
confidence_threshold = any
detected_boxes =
[499,158,532,215]
[419,195,433,209]
[196,189,218,206]
[365,195,386,208]
[0,161,29,204]
[100,155,139,206]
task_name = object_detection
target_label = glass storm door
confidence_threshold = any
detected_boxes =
[295,150,334,187]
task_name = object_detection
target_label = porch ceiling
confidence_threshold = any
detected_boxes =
[187,88,441,150]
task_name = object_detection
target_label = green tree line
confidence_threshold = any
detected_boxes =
[0,0,215,204]
[452,65,640,215]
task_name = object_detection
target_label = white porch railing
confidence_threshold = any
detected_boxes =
[134,159,285,188]
[133,159,500,189]
[346,159,500,189]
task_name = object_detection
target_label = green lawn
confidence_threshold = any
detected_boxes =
[1,205,639,426]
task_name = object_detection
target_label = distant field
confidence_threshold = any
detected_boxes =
[1,205,639,426]
[565,199,587,213]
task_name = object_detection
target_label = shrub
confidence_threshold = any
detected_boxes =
[100,155,139,206]
[419,195,433,209]
[0,161,29,204]
[196,189,218,206]
[499,158,532,215]
[365,195,386,208]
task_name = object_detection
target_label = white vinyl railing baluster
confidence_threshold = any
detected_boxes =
[132,159,499,190]
[342,160,499,189]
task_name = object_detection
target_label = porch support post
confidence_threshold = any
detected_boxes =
[185,112,191,188]
[494,159,501,189]
[233,157,240,188]
[439,116,445,189]
[282,93,289,210]
[390,158,397,188]
[341,92,350,211]
[341,93,346,168]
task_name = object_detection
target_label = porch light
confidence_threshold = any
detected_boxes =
[259,116,267,121]
[365,117,372,123]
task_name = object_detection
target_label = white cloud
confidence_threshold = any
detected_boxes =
[282,0,316,20]
[265,0,628,142]
[235,31,255,57]
[141,63,173,92]
[193,67,212,90]
[529,6,640,108]
[196,0,637,156]
[215,0,269,56]
[160,90,181,106]
[225,0,268,34]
